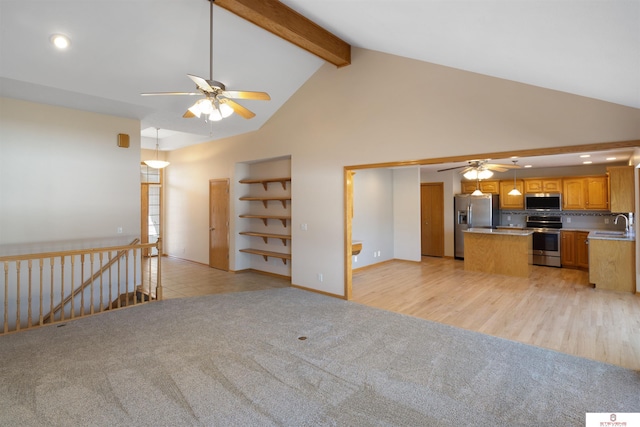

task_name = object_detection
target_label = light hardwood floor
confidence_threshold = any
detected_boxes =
[154,256,640,370]
[353,257,640,370]
[153,257,289,299]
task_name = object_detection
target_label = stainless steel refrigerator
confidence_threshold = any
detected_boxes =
[454,194,500,259]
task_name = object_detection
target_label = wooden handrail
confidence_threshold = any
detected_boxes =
[42,238,140,324]
[1,238,162,335]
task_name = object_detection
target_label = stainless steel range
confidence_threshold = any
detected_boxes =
[526,215,562,267]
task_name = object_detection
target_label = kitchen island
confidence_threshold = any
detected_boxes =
[588,231,636,293]
[463,228,534,277]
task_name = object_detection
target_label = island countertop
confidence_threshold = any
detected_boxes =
[464,227,534,236]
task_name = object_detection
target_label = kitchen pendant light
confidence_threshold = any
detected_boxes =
[144,128,170,169]
[471,178,483,196]
[508,160,521,196]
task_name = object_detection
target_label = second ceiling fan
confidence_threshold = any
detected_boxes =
[437,159,521,180]
[141,0,270,121]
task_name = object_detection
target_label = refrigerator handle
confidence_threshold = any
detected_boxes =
[467,204,472,228]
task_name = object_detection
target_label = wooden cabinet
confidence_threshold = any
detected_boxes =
[560,231,575,267]
[562,176,608,210]
[589,238,636,292]
[561,230,589,269]
[499,180,524,209]
[524,178,563,194]
[461,180,499,194]
[575,231,589,269]
[608,166,635,213]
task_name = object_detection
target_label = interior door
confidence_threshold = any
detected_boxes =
[420,183,444,257]
[209,179,230,271]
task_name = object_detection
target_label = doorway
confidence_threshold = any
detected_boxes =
[209,179,230,271]
[420,183,444,257]
[141,164,163,257]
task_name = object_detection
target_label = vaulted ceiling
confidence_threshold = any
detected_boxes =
[1,0,638,152]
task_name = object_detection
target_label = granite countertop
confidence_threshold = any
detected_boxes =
[465,228,534,236]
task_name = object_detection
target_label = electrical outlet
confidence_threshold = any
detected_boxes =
[507,215,511,221]
[604,218,609,224]
[117,227,123,234]
[317,273,323,282]
[354,255,358,262]
[301,223,308,231]
[566,217,571,223]
[377,250,381,257]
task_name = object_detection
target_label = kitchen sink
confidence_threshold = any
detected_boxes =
[592,231,626,236]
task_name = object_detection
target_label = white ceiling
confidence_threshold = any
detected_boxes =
[1,0,638,165]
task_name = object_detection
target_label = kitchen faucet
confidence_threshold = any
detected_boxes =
[614,214,629,234]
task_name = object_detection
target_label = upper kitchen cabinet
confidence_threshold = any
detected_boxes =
[608,166,635,213]
[523,178,563,194]
[499,180,524,209]
[461,180,499,194]
[563,176,608,210]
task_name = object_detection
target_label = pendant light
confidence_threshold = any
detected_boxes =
[471,178,483,196]
[508,160,521,196]
[144,128,170,169]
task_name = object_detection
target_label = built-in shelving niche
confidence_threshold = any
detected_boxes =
[236,157,292,278]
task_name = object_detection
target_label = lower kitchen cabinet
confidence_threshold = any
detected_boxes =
[561,231,589,270]
[589,238,636,293]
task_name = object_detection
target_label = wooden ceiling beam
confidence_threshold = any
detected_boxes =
[213,0,351,67]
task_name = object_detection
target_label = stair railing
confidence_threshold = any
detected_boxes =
[1,238,162,335]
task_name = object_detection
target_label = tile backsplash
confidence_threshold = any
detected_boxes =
[500,211,631,232]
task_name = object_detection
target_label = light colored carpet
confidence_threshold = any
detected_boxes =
[0,287,638,426]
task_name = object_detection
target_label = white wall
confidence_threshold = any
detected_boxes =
[0,98,141,254]
[352,168,394,268]
[393,167,421,262]
[165,48,639,297]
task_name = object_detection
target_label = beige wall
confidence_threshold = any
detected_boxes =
[0,98,141,253]
[165,48,640,296]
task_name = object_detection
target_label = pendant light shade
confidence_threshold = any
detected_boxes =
[471,178,483,196]
[144,128,170,169]
[508,160,521,196]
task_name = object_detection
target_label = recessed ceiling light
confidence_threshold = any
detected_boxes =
[579,154,591,158]
[583,161,592,164]
[50,34,71,50]
[524,165,532,168]
[606,157,617,161]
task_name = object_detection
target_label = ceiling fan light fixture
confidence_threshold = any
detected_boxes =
[463,170,478,180]
[464,169,493,180]
[209,102,234,121]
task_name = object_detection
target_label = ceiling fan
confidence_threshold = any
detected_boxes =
[437,159,521,180]
[140,0,270,121]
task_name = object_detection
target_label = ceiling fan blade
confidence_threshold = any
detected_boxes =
[485,163,522,170]
[436,165,466,172]
[140,92,201,96]
[221,90,271,101]
[183,110,196,118]
[187,74,214,93]
[221,99,255,119]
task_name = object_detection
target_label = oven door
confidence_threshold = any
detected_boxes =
[531,230,561,267]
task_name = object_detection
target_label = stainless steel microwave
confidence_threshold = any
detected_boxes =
[524,193,562,211]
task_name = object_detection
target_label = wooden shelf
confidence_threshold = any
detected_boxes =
[239,248,291,264]
[239,197,291,208]
[239,177,291,191]
[239,231,291,246]
[239,214,290,227]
